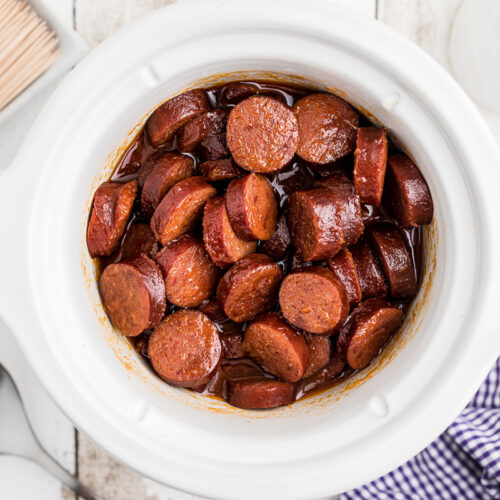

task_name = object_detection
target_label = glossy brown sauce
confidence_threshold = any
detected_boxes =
[101,81,423,404]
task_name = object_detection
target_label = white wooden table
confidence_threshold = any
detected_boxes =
[0,1,463,499]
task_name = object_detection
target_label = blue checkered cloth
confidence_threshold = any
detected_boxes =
[341,358,500,499]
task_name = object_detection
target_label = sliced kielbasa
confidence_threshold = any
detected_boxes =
[226,173,278,241]
[368,223,417,299]
[176,109,228,152]
[337,298,403,369]
[293,93,359,164]
[155,233,220,307]
[297,351,346,396]
[202,195,257,268]
[327,248,362,307]
[141,153,194,218]
[261,212,291,260]
[149,310,222,388]
[244,313,309,383]
[146,89,211,147]
[226,96,298,173]
[279,267,349,334]
[315,172,364,246]
[353,127,388,206]
[226,378,295,409]
[151,176,216,245]
[302,334,331,378]
[221,333,246,359]
[199,158,245,182]
[288,187,343,261]
[218,82,259,105]
[383,153,433,227]
[216,254,284,323]
[198,133,230,160]
[87,180,138,258]
[118,222,159,261]
[350,239,387,298]
[99,255,166,336]
[198,299,227,323]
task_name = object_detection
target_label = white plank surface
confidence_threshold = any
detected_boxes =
[0,0,477,499]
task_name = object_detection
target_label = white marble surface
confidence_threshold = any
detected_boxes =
[1,0,492,499]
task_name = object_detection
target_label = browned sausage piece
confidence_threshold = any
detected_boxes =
[141,153,194,218]
[226,378,294,409]
[87,180,138,257]
[353,127,388,206]
[146,89,211,147]
[176,109,228,152]
[383,153,434,227]
[368,223,417,299]
[288,187,343,261]
[261,212,291,260]
[151,176,216,245]
[216,254,284,323]
[226,173,278,241]
[155,234,220,307]
[198,299,227,323]
[337,298,403,369]
[149,310,222,388]
[226,96,298,173]
[279,267,349,334]
[198,133,230,161]
[199,158,245,182]
[244,313,309,382]
[218,82,259,105]
[221,333,246,359]
[302,334,331,378]
[298,351,345,395]
[315,173,364,246]
[350,239,388,299]
[327,248,362,307]
[119,222,160,261]
[99,256,166,336]
[202,195,257,268]
[293,93,359,164]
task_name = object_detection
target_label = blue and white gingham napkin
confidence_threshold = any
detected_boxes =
[341,358,500,499]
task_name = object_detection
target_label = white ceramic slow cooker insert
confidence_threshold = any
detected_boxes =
[0,1,500,498]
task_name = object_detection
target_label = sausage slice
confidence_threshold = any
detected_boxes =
[203,195,257,268]
[141,153,194,218]
[350,239,387,299]
[383,153,433,227]
[118,222,159,261]
[302,334,331,378]
[221,333,246,359]
[199,158,245,182]
[176,109,228,152]
[99,256,166,336]
[288,187,344,261]
[226,378,295,409]
[226,96,298,173]
[327,248,362,307]
[368,223,417,299]
[293,93,359,164]
[244,313,309,382]
[337,298,403,369]
[216,254,284,323]
[315,173,364,246]
[149,310,222,388]
[279,267,349,334]
[87,180,138,258]
[155,234,220,307]
[218,82,259,105]
[151,176,216,245]
[146,89,211,147]
[226,173,278,241]
[353,127,388,206]
[261,212,291,260]
[198,133,230,160]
